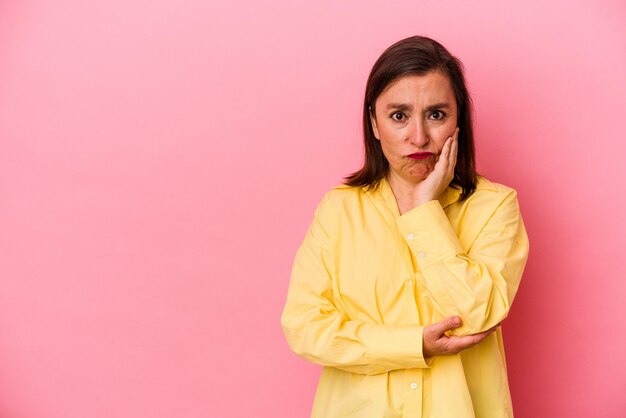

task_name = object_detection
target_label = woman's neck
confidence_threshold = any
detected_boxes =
[386,172,420,216]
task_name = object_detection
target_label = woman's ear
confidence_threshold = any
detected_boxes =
[369,106,380,140]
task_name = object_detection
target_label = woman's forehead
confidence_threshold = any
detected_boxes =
[377,71,456,105]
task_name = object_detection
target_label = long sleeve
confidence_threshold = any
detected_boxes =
[281,194,432,375]
[396,188,529,336]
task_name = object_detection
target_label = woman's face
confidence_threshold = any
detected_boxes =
[370,71,458,185]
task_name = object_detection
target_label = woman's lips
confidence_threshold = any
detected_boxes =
[407,152,433,160]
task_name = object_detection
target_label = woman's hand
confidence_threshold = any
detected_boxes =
[423,315,499,357]
[412,127,459,207]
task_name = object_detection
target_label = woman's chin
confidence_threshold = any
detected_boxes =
[407,167,432,183]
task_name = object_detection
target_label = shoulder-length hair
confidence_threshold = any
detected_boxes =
[344,35,478,201]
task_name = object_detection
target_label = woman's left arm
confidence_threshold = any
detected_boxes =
[397,188,529,336]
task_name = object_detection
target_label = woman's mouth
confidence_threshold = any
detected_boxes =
[407,152,433,160]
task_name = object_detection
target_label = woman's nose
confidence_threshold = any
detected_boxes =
[409,120,429,147]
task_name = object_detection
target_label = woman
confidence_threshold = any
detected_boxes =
[281,36,529,418]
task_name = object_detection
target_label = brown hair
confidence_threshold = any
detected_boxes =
[344,35,478,201]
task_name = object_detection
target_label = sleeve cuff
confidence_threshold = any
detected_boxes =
[396,200,463,268]
[363,324,432,369]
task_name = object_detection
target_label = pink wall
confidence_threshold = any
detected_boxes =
[1,1,625,417]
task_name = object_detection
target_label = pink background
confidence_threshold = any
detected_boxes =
[1,1,625,417]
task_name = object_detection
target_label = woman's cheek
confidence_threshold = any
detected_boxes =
[444,120,458,139]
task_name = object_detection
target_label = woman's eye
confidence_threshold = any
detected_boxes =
[391,112,406,122]
[430,111,445,120]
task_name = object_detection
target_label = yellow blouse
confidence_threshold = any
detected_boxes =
[281,176,530,418]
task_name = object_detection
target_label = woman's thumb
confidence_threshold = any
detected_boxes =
[437,316,462,334]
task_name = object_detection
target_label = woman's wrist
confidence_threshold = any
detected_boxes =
[413,195,436,208]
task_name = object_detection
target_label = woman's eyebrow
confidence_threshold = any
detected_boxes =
[385,102,451,111]
[424,102,451,111]
[385,103,412,111]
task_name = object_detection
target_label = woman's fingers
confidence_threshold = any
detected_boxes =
[423,315,499,357]
[444,327,496,355]
[426,316,461,337]
[452,127,459,159]
[445,135,453,159]
[448,127,459,177]
[436,128,457,178]
[434,137,451,170]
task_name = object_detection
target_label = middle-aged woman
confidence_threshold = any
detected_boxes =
[281,35,530,418]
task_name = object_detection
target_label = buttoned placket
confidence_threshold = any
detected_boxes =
[374,178,460,418]
[402,238,423,418]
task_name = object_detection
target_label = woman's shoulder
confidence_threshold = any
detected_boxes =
[474,175,518,198]
[463,176,521,218]
[328,182,364,196]
[301,185,364,236]
[316,183,365,210]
